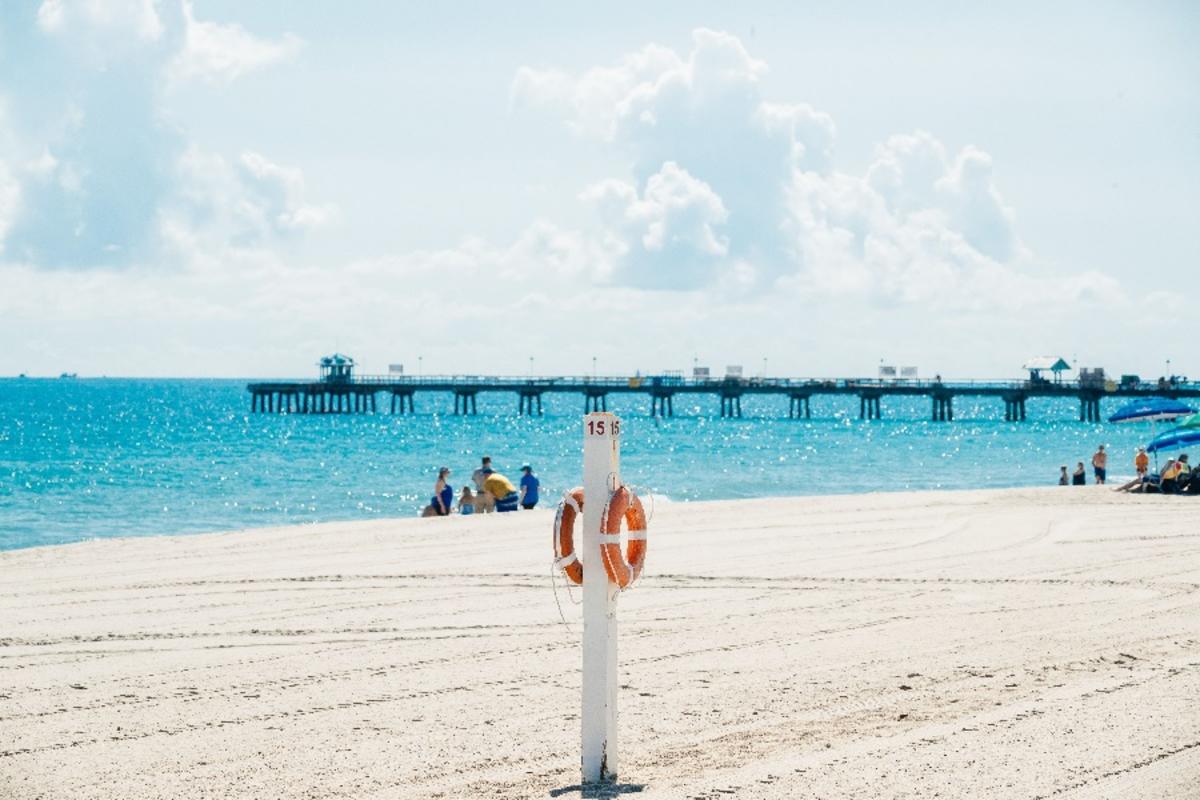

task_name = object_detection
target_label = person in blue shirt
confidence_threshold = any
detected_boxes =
[519,464,540,510]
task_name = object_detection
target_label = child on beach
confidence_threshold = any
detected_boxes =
[1059,466,1069,485]
[458,486,476,515]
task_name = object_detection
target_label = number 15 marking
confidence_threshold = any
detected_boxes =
[587,419,620,437]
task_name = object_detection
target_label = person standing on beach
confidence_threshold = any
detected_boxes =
[1092,445,1107,484]
[1059,466,1069,485]
[472,456,496,513]
[519,464,540,510]
[431,467,453,516]
[483,469,520,512]
[1134,446,1149,479]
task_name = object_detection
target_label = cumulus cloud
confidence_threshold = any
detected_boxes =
[168,0,303,85]
[582,161,729,288]
[160,147,334,254]
[866,132,1019,263]
[513,27,1044,309]
[0,1,313,268]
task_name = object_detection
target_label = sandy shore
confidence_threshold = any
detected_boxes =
[2,487,1199,799]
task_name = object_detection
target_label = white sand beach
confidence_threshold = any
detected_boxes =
[2,487,1199,799]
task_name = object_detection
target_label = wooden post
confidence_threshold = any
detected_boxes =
[582,412,621,784]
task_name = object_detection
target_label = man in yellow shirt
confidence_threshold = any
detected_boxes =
[483,469,520,512]
[1160,454,1190,494]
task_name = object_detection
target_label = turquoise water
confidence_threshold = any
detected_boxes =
[0,378,1156,551]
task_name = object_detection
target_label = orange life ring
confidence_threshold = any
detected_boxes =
[553,486,647,589]
[553,487,586,585]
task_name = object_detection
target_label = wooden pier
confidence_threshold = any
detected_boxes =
[247,373,1200,422]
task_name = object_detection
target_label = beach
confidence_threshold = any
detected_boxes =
[2,487,1198,799]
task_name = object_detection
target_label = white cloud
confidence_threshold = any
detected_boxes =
[236,152,333,232]
[582,162,729,288]
[161,147,334,252]
[515,29,837,285]
[37,0,164,41]
[169,0,303,85]
[0,161,21,252]
[511,44,683,139]
[866,132,1020,262]
[513,27,1047,309]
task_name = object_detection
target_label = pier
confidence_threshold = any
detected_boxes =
[248,368,1200,422]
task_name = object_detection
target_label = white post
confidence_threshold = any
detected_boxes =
[582,411,620,783]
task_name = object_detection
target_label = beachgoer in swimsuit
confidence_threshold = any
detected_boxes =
[1059,466,1069,486]
[1072,462,1086,485]
[459,486,476,515]
[1092,445,1107,484]
[430,467,453,516]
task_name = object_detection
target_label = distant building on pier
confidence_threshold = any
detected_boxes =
[319,353,355,383]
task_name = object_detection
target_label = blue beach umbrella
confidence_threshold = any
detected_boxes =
[1108,397,1196,424]
[1146,427,1200,454]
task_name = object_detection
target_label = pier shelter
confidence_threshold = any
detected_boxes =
[1023,357,1071,385]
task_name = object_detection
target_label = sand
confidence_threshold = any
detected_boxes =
[2,486,1199,799]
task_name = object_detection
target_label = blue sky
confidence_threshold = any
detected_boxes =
[1,1,1197,378]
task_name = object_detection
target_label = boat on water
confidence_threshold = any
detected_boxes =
[59,372,78,379]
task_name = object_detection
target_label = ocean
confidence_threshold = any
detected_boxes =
[0,378,1157,551]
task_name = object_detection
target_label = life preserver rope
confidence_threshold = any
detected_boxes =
[553,485,648,589]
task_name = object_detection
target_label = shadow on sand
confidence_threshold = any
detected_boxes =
[549,782,646,799]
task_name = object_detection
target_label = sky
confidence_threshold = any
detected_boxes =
[0,0,1197,379]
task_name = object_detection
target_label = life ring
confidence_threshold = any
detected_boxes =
[553,487,586,585]
[553,486,647,589]
[601,486,648,589]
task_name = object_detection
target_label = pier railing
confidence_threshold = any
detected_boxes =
[245,372,1199,420]
[297,374,1199,392]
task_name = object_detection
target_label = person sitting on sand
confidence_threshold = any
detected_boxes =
[1092,444,1107,484]
[1059,466,1069,486]
[1160,454,1190,494]
[458,486,476,515]
[482,469,520,513]
[1072,462,1086,486]
[1182,463,1200,495]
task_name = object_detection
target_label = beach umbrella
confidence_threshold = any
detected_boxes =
[1146,427,1200,454]
[1107,397,1196,424]
[1177,412,1200,430]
